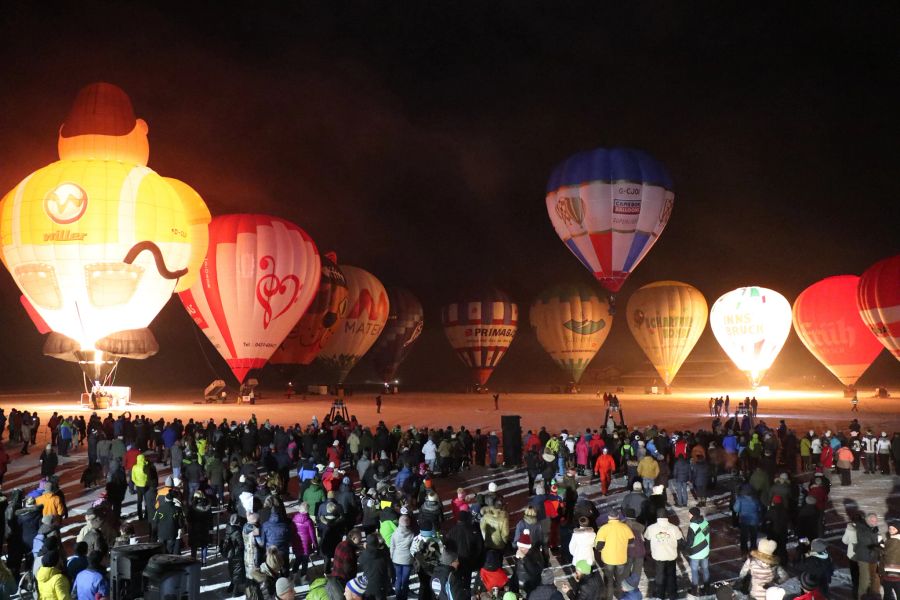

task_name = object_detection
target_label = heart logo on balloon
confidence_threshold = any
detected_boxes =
[256,255,301,329]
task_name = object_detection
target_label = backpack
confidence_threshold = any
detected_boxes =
[414,536,442,573]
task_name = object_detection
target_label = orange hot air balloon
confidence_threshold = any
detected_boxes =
[179,214,321,383]
[270,253,349,368]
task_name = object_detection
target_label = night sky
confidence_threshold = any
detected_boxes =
[0,3,898,391]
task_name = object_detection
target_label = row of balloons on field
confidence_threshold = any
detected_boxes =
[190,244,900,389]
[0,82,897,389]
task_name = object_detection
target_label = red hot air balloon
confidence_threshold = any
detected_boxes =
[793,275,885,387]
[179,214,320,383]
[441,288,518,388]
[858,255,900,362]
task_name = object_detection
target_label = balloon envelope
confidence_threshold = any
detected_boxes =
[709,286,792,387]
[529,284,612,383]
[442,288,518,386]
[546,147,674,293]
[370,288,425,383]
[179,214,321,383]
[317,265,390,383]
[269,254,349,367]
[0,83,209,351]
[857,255,900,362]
[793,275,884,386]
[626,281,707,387]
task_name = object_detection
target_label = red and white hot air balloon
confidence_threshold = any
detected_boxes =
[793,275,884,387]
[857,255,900,362]
[179,214,320,383]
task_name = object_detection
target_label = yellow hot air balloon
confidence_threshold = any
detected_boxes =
[626,281,708,390]
[0,82,210,358]
[529,284,612,383]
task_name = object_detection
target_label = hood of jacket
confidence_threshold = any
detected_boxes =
[750,550,779,566]
[36,566,61,584]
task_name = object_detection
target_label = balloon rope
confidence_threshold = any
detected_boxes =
[190,317,224,380]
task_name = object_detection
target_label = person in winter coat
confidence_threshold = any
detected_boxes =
[691,457,711,506]
[260,509,292,565]
[575,437,589,475]
[130,453,151,520]
[36,550,70,600]
[74,509,110,556]
[671,456,691,507]
[155,489,185,555]
[762,496,789,565]
[567,560,602,600]
[221,514,246,596]
[644,510,683,600]
[796,496,825,548]
[595,509,634,600]
[685,507,711,597]
[568,516,596,570]
[855,512,883,598]
[389,515,415,600]
[733,484,762,553]
[513,506,545,560]
[799,539,833,597]
[359,533,392,600]
[621,482,650,526]
[445,511,483,588]
[71,551,109,600]
[477,550,509,596]
[420,491,444,527]
[243,513,263,581]
[738,538,788,600]
[881,521,900,599]
[594,448,616,495]
[637,455,660,496]
[480,504,510,551]
[35,483,65,519]
[302,477,327,520]
[187,491,213,564]
[39,445,59,478]
[514,532,543,595]
[290,503,317,575]
[526,568,559,600]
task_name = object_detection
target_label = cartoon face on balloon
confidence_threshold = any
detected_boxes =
[0,83,210,350]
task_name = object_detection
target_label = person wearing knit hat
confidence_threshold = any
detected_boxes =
[275,577,295,599]
[739,538,788,600]
[346,574,368,598]
[517,530,532,552]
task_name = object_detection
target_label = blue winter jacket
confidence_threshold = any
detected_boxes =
[733,492,762,526]
[259,512,292,559]
[72,567,109,600]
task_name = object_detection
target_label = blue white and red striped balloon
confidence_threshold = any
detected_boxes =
[546,147,674,293]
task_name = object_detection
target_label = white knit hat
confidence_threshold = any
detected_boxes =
[758,538,777,556]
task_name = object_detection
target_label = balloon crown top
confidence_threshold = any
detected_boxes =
[57,82,150,165]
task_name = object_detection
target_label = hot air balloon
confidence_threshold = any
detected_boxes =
[370,288,424,385]
[179,214,321,383]
[529,284,612,384]
[442,288,518,388]
[546,148,674,294]
[269,253,350,371]
[858,255,900,362]
[793,275,884,388]
[626,281,707,391]
[709,286,792,388]
[317,266,390,383]
[0,83,210,367]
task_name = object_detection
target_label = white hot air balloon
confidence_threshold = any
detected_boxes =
[709,286,792,388]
